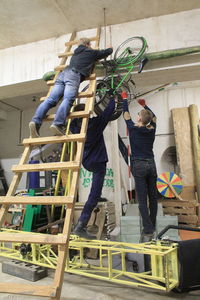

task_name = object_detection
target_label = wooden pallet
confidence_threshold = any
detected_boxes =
[162,199,199,227]
[0,28,100,299]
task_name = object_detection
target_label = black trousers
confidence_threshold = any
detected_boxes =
[79,162,106,225]
[131,158,158,234]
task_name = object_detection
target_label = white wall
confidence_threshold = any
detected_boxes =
[1,9,200,86]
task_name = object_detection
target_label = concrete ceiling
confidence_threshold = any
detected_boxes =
[1,0,200,50]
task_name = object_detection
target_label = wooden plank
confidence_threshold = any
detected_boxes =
[178,215,198,224]
[171,108,195,185]
[23,133,85,146]
[54,65,66,71]
[189,104,200,204]
[53,172,80,299]
[163,207,196,215]
[45,110,90,121]
[12,161,80,173]
[37,219,64,233]
[58,51,73,58]
[0,232,67,244]
[162,200,197,207]
[40,90,93,102]
[0,196,74,206]
[181,185,196,200]
[0,283,57,297]
[47,80,55,86]
[12,162,79,173]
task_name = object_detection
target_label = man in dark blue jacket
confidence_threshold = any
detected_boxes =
[70,93,116,239]
[122,92,158,243]
[29,38,113,137]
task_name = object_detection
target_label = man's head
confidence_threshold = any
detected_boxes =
[137,109,153,126]
[78,38,91,48]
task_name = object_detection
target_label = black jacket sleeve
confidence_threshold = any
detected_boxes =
[94,48,113,60]
[144,105,156,128]
[92,97,115,132]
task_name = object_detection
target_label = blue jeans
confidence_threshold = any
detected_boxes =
[32,68,81,126]
[131,158,158,234]
[79,162,106,225]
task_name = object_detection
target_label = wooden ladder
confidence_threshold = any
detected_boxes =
[0,28,100,299]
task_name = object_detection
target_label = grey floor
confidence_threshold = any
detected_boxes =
[0,261,199,300]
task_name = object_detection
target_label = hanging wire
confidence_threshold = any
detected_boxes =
[109,25,113,59]
[103,7,106,48]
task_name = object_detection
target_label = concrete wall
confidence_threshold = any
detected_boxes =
[1,9,200,86]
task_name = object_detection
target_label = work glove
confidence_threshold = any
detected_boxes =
[121,91,128,100]
[121,92,129,112]
[137,99,146,107]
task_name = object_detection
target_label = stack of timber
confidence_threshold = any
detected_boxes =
[162,187,198,227]
[164,105,200,227]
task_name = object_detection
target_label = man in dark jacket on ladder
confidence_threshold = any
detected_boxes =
[70,92,117,239]
[29,38,113,137]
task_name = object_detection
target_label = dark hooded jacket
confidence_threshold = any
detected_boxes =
[69,45,113,79]
[70,97,115,167]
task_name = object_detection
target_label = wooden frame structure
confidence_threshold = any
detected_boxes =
[0,28,100,299]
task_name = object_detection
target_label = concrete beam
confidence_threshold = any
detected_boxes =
[0,110,7,121]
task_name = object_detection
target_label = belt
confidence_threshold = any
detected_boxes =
[132,158,154,162]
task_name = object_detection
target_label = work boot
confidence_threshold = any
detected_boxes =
[73,221,96,240]
[50,124,66,136]
[139,232,155,243]
[29,121,40,138]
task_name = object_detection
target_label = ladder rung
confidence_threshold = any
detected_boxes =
[86,73,96,80]
[58,51,73,58]
[45,110,90,121]
[78,90,94,98]
[40,90,93,102]
[46,79,55,86]
[0,195,74,206]
[58,50,98,58]
[23,133,85,145]
[12,161,80,173]
[0,232,67,245]
[0,283,57,297]
[54,65,66,71]
[65,36,99,46]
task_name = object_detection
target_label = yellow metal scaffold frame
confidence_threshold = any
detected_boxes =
[0,229,179,292]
